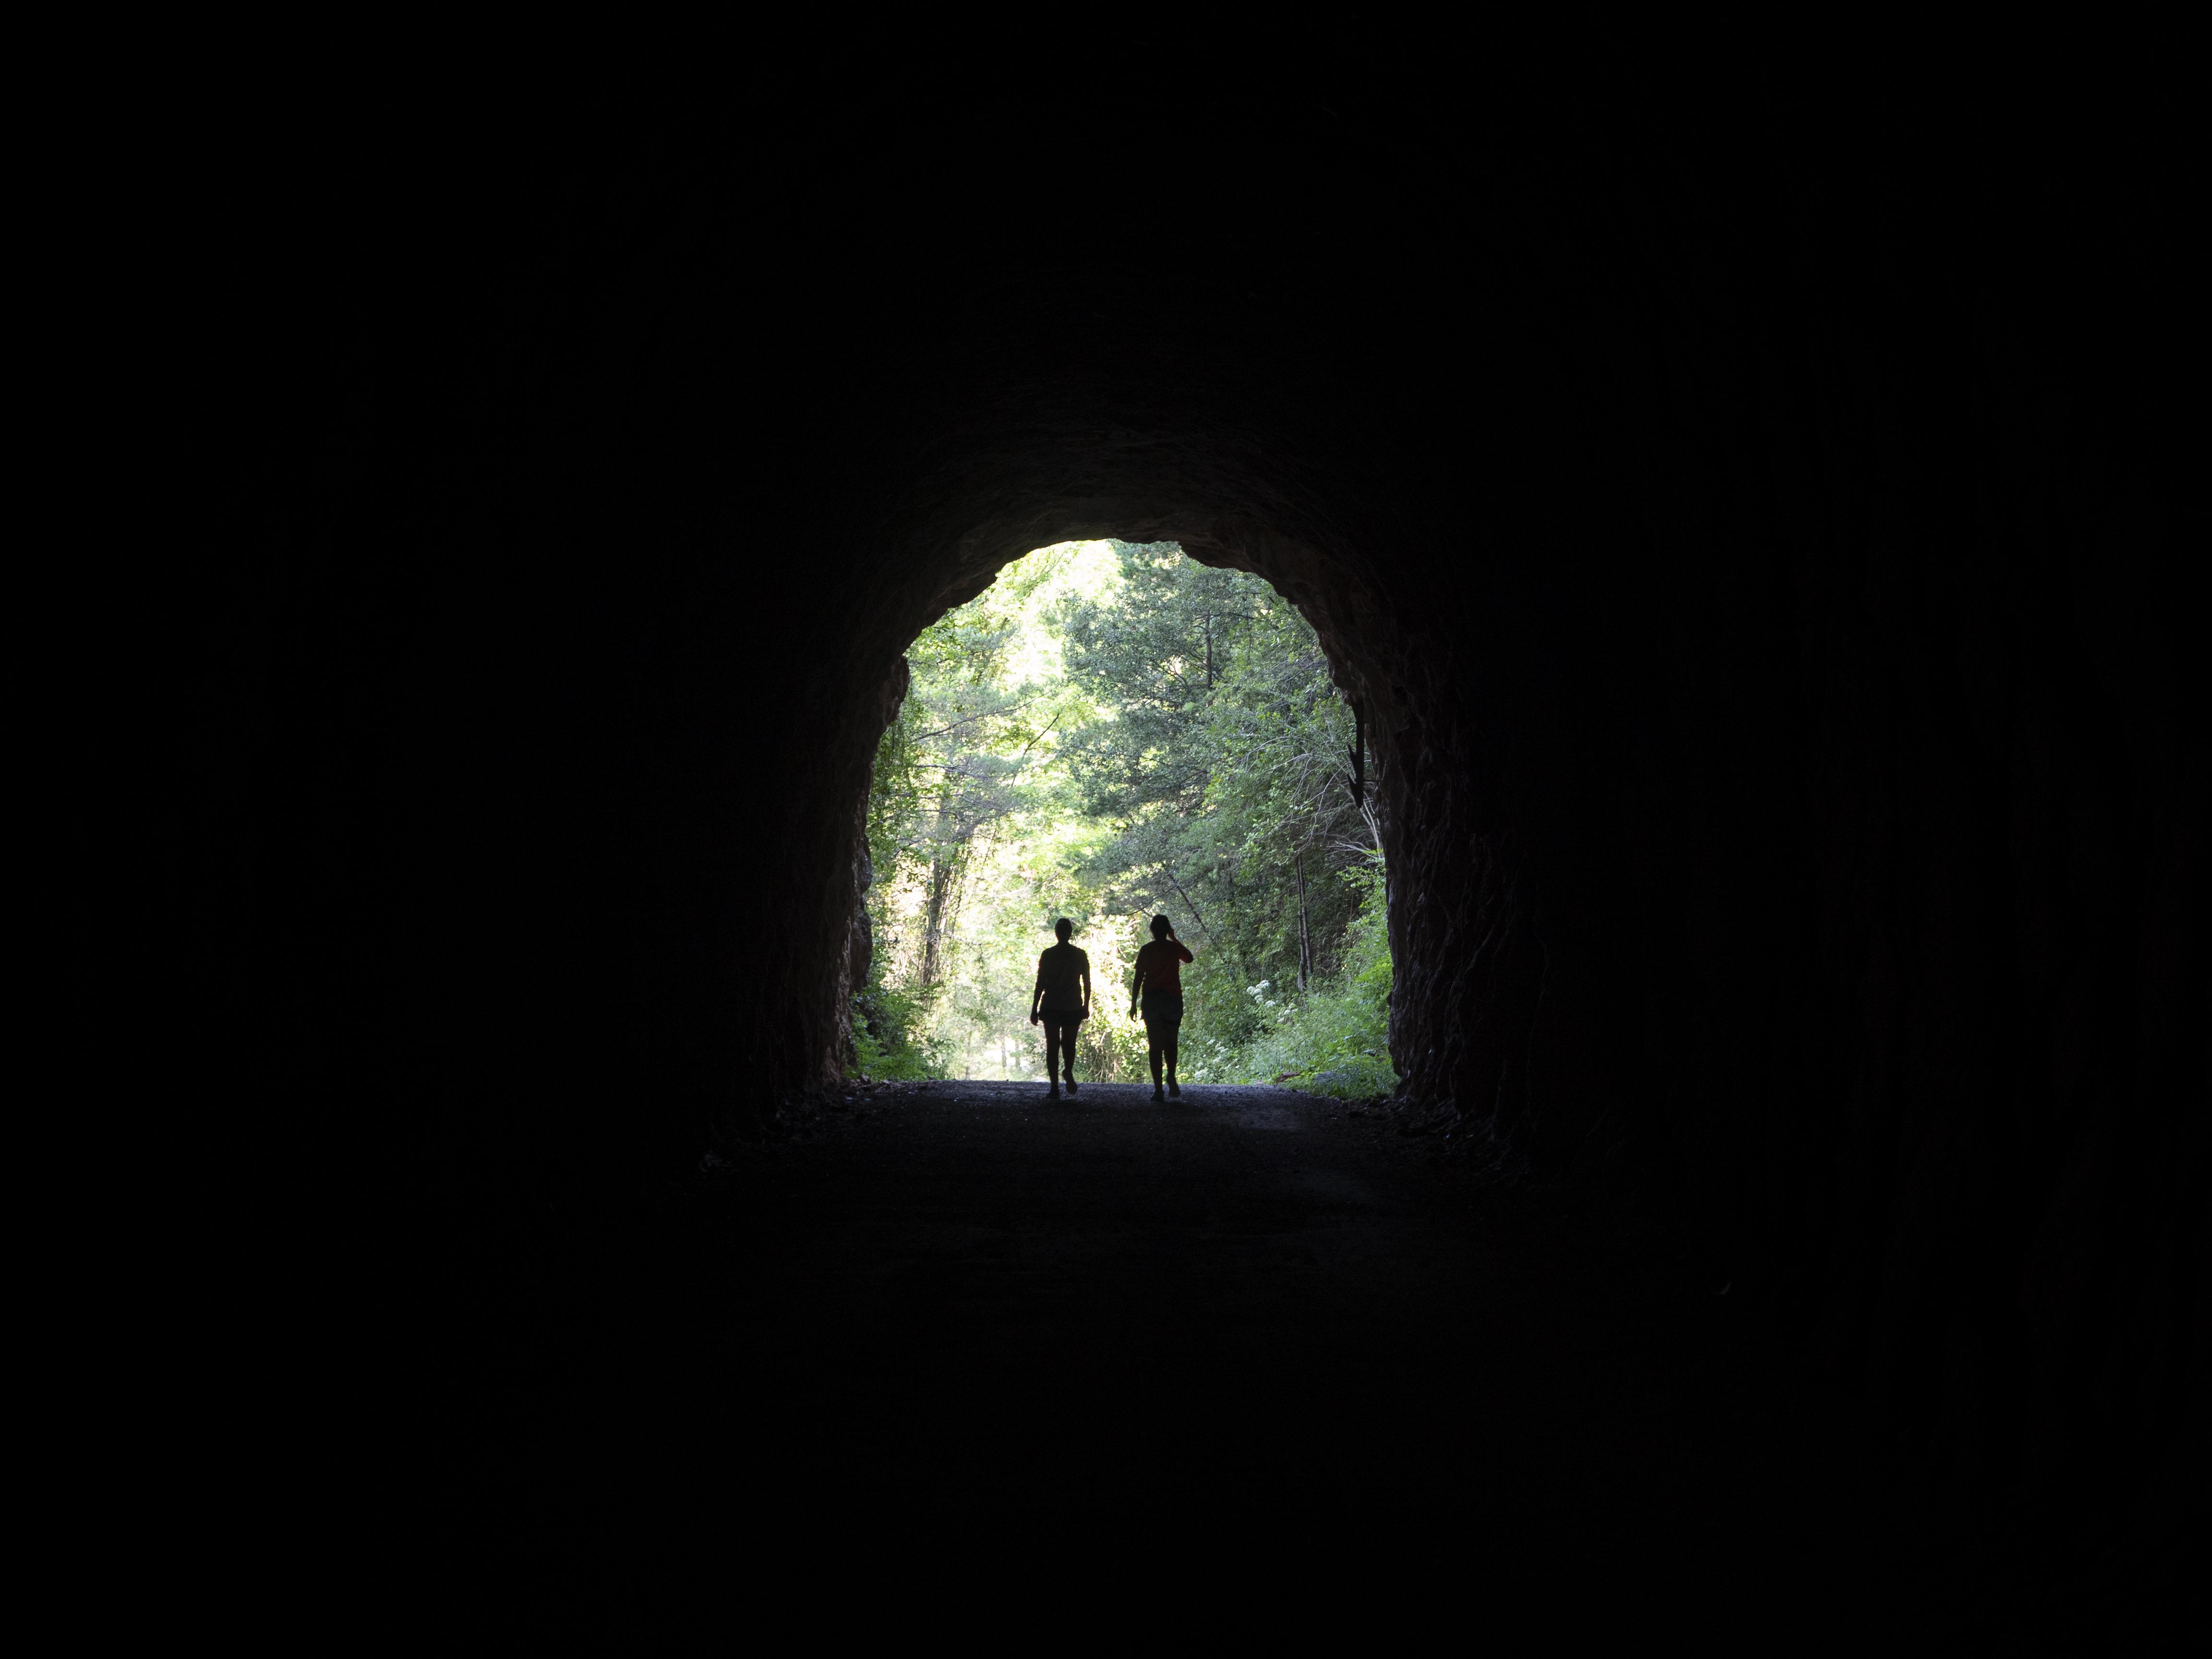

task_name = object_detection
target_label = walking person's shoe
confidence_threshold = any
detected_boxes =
[1151,1086,1166,1102]
[1167,1082,1181,1098]
[1064,1077,1078,1094]
[1048,1085,1061,1100]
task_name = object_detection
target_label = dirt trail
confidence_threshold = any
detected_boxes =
[394,1081,1959,1626]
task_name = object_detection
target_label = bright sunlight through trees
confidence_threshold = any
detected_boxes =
[856,541,1394,1096]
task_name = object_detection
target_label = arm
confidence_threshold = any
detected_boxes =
[1080,957,1093,1017]
[1129,953,1145,1018]
[1031,956,1046,1024]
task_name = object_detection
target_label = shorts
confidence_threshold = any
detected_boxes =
[1140,991,1184,1035]
[1041,1010,1086,1040]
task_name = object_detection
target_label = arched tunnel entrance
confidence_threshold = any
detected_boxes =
[834,526,1425,1103]
[188,44,2196,1629]
[846,538,1389,1093]
[759,476,1638,1177]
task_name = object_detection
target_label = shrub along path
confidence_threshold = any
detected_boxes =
[385,1081,2052,1633]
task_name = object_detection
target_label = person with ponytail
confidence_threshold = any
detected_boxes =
[1128,914,1194,1101]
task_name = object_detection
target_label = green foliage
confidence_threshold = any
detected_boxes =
[857,543,1113,1080]
[856,539,1394,1092]
[1056,543,1382,1076]
[1074,1010,1152,1084]
[1216,854,1396,1098]
[852,977,949,1081]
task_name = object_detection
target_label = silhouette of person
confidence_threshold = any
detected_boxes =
[1129,914,1194,1102]
[1029,918,1092,1100]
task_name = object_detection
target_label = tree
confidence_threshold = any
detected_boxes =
[1055,543,1381,1070]
[857,539,1393,1093]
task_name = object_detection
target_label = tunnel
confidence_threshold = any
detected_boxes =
[175,38,2199,1634]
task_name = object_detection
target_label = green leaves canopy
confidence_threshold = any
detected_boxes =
[858,540,1391,1091]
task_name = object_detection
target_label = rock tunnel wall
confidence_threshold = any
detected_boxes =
[182,49,2198,1530]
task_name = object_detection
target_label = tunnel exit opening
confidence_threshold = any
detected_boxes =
[852,538,1392,1097]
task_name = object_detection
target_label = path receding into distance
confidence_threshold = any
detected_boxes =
[393,1080,1992,1628]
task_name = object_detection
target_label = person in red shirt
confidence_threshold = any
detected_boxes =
[1128,913,1194,1101]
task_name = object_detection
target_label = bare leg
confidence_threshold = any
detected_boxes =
[1149,1036,1165,1090]
[1164,1039,1179,1090]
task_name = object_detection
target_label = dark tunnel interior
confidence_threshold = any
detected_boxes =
[155,35,2200,1631]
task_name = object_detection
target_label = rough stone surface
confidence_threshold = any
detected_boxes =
[179,42,2199,1586]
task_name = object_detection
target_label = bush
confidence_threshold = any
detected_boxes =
[1210,854,1396,1098]
[853,979,950,1081]
[1074,1013,1151,1083]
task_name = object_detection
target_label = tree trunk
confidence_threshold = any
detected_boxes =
[919,854,952,986]
[919,779,966,987]
[1164,869,1215,945]
[1294,853,1313,992]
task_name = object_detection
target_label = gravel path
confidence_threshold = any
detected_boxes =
[396,1080,1964,1628]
